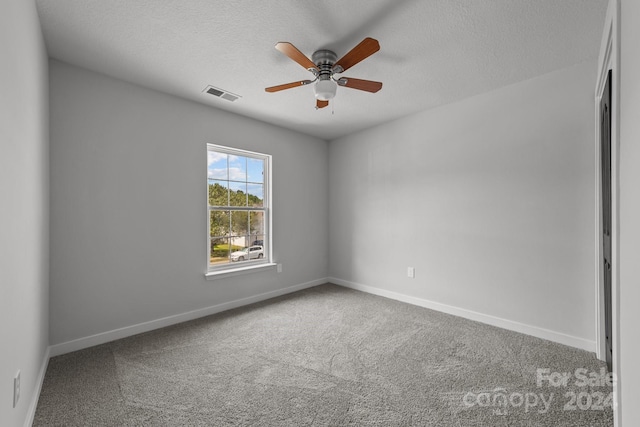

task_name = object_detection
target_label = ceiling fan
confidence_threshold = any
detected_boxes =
[265,37,383,109]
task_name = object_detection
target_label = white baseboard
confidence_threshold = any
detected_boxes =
[24,346,50,427]
[50,278,328,357]
[329,277,596,353]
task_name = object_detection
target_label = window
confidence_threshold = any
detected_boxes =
[207,144,271,272]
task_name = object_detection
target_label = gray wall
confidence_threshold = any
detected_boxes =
[49,60,329,345]
[619,0,640,423]
[0,0,49,425]
[329,61,597,346]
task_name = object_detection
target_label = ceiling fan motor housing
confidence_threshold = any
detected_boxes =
[312,50,338,100]
[312,49,337,67]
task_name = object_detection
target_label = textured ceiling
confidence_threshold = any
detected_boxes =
[35,0,608,140]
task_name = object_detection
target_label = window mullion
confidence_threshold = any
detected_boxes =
[209,205,267,212]
[226,153,230,207]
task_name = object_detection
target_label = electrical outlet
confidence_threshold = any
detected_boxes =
[13,370,20,408]
[277,263,282,273]
[407,267,415,278]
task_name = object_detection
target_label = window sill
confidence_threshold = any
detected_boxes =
[205,262,277,280]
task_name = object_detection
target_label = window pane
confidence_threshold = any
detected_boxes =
[247,184,264,207]
[247,158,264,184]
[249,211,264,236]
[208,180,229,206]
[231,211,249,238]
[229,236,248,253]
[228,155,247,182]
[229,181,247,207]
[210,237,230,265]
[208,152,228,180]
[210,210,230,237]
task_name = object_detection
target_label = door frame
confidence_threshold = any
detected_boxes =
[595,0,619,423]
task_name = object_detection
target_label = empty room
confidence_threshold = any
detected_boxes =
[3,0,640,426]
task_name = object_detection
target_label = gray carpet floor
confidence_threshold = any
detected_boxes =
[34,284,613,426]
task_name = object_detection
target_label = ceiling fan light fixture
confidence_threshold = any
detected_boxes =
[314,79,337,101]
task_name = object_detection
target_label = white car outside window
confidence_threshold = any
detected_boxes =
[230,246,264,262]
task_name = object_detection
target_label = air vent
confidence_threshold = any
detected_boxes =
[203,85,241,102]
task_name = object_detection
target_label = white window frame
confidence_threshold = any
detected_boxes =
[205,144,274,279]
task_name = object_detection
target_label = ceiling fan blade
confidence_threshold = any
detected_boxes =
[332,38,380,73]
[337,77,383,93]
[275,42,318,71]
[316,99,329,109]
[265,80,314,93]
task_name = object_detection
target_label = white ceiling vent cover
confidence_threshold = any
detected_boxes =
[203,85,241,102]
